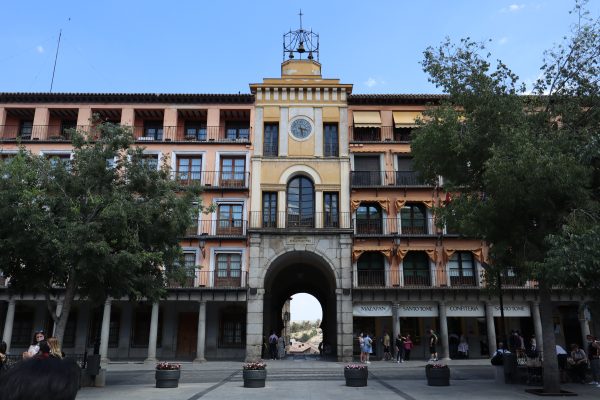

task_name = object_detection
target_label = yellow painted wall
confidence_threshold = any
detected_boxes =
[287,135,315,156]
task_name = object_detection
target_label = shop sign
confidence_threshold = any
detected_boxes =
[397,303,439,317]
[353,303,392,317]
[492,303,531,317]
[446,303,485,317]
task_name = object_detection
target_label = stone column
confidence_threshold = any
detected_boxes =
[392,303,400,358]
[438,301,450,360]
[2,299,16,353]
[486,302,497,355]
[339,235,354,362]
[194,301,207,362]
[580,303,591,350]
[99,299,112,364]
[531,301,543,351]
[145,302,159,362]
[246,234,264,361]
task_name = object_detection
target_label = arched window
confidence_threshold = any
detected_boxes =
[357,252,385,287]
[401,203,427,234]
[287,176,314,227]
[402,251,430,286]
[449,251,476,286]
[356,204,382,234]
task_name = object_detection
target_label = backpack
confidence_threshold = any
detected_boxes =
[269,336,277,344]
[490,351,504,366]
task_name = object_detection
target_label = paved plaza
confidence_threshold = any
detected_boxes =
[75,358,600,400]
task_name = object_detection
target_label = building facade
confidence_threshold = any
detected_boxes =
[0,38,594,363]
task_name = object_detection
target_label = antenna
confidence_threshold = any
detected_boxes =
[50,18,70,93]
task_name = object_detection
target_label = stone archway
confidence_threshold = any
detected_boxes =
[262,251,337,358]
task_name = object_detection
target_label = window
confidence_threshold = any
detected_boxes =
[324,192,339,227]
[144,121,163,140]
[141,154,159,171]
[217,204,243,235]
[88,308,120,348]
[287,176,314,227]
[393,127,413,142]
[357,252,385,286]
[356,204,382,234]
[400,204,427,234]
[225,122,250,141]
[215,253,242,287]
[449,252,476,286]
[176,156,202,185]
[324,123,339,157]
[184,122,207,141]
[62,311,78,348]
[19,121,32,139]
[219,157,246,187]
[11,309,34,347]
[403,252,430,286]
[396,156,422,185]
[352,156,381,185]
[182,252,197,286]
[61,120,77,137]
[263,123,278,156]
[130,305,162,348]
[353,126,381,141]
[46,153,72,170]
[218,306,246,348]
[262,192,277,228]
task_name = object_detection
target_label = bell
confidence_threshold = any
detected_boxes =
[297,41,305,53]
[289,52,294,59]
[307,51,313,60]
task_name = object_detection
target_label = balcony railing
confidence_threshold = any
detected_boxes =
[249,211,352,230]
[351,171,432,187]
[173,171,249,190]
[167,270,248,289]
[133,126,251,143]
[353,269,537,289]
[349,126,413,143]
[185,219,247,237]
[353,217,436,236]
[0,125,75,141]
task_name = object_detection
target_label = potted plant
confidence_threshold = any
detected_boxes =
[344,364,368,387]
[425,363,450,386]
[155,362,181,388]
[242,361,267,388]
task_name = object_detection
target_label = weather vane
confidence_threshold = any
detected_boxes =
[283,9,319,61]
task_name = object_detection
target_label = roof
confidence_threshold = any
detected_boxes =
[348,94,447,105]
[0,92,255,104]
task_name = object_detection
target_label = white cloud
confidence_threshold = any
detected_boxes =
[36,45,44,54]
[364,77,385,88]
[501,4,525,12]
[498,37,509,45]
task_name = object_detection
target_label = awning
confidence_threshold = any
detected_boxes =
[352,246,392,262]
[351,198,390,213]
[353,111,381,127]
[393,111,421,128]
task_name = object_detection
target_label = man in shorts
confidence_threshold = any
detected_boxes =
[429,329,439,361]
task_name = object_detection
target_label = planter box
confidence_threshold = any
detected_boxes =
[155,369,181,388]
[344,368,368,387]
[426,367,450,386]
[243,369,267,388]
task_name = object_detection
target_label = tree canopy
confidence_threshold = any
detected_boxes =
[0,121,205,341]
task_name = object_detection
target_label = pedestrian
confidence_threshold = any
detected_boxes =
[358,333,365,363]
[0,342,7,373]
[586,335,600,387]
[458,335,469,359]
[48,337,64,359]
[383,331,391,361]
[403,334,413,361]
[268,331,278,360]
[568,343,589,383]
[23,330,45,359]
[34,341,50,360]
[395,333,404,363]
[364,333,373,364]
[428,329,438,361]
[277,334,285,360]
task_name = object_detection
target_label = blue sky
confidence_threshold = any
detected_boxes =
[1,1,597,94]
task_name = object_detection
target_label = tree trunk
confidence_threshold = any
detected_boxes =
[539,284,561,393]
[49,276,77,344]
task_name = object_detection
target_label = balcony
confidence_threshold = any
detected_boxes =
[0,125,75,141]
[353,217,435,237]
[133,126,251,143]
[173,171,249,190]
[184,219,247,238]
[350,171,433,188]
[167,270,248,289]
[249,212,353,230]
[349,126,413,143]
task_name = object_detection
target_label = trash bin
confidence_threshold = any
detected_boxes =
[503,353,517,384]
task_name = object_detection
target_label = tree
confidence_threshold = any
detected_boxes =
[411,2,599,393]
[0,121,205,343]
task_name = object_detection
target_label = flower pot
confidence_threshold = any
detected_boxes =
[426,367,450,386]
[344,368,368,387]
[243,369,267,388]
[155,369,181,388]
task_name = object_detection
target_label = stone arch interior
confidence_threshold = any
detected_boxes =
[263,251,337,358]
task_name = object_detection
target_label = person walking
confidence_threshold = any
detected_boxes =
[358,333,365,363]
[586,335,600,387]
[364,333,373,364]
[428,329,439,361]
[268,331,278,360]
[395,333,404,363]
[383,331,391,361]
[403,334,414,361]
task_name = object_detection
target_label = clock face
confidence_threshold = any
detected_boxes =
[290,118,312,140]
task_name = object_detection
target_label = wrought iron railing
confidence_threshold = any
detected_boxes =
[350,170,432,187]
[353,217,436,236]
[185,219,247,237]
[167,270,248,289]
[249,211,352,229]
[349,126,414,143]
[133,126,251,143]
[0,125,75,141]
[172,170,249,190]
